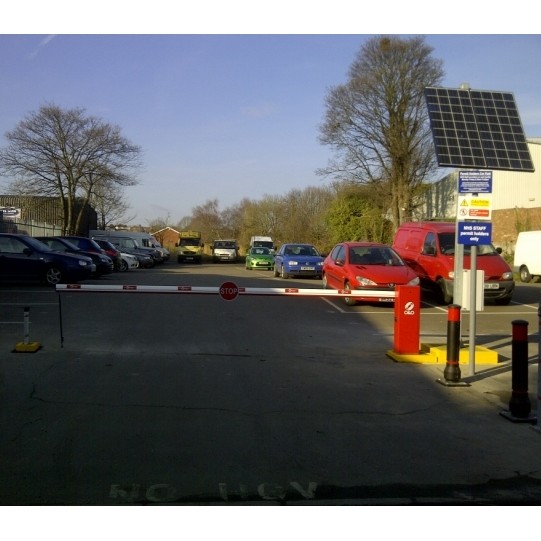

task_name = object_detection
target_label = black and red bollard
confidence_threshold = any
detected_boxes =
[437,304,470,387]
[500,320,536,423]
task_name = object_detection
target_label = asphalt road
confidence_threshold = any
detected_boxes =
[1,263,541,505]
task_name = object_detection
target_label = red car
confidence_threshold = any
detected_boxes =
[322,241,420,306]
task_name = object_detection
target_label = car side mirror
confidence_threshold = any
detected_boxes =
[336,258,345,266]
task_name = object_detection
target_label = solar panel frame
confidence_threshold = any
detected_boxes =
[424,87,535,172]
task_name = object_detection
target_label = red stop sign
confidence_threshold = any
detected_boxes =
[219,281,239,301]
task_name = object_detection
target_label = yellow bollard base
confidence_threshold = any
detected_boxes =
[387,343,500,364]
[13,342,42,353]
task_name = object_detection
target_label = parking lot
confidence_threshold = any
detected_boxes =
[1,263,541,504]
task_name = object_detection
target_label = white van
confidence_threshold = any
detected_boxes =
[89,230,170,261]
[513,230,541,282]
[249,236,275,251]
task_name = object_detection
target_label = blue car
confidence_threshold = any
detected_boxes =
[273,243,324,279]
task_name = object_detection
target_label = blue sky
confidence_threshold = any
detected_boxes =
[1,6,540,226]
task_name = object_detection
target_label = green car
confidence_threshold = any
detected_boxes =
[245,246,275,271]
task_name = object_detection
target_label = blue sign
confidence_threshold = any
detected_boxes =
[458,170,493,194]
[457,222,493,245]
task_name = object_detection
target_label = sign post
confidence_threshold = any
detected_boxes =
[456,171,493,377]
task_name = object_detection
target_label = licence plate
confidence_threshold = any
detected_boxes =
[484,283,499,289]
[378,297,394,303]
[301,266,315,271]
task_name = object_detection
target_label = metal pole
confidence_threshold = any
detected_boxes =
[437,304,469,386]
[537,304,541,428]
[23,306,30,345]
[508,320,531,419]
[469,246,477,376]
[444,304,462,383]
[58,293,64,348]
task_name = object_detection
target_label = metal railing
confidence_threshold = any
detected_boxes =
[0,217,63,236]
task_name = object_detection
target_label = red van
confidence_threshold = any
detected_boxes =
[392,221,514,305]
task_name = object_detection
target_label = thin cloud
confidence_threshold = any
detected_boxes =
[28,35,57,59]
[240,103,278,119]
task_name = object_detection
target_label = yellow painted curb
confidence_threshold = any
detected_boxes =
[427,344,500,364]
[13,342,42,353]
[387,343,500,365]
[386,343,439,364]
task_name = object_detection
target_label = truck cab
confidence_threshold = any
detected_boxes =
[176,231,204,264]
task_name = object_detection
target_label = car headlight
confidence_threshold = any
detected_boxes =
[317,261,323,266]
[288,261,298,266]
[78,260,89,267]
[448,271,455,279]
[408,276,420,286]
[502,271,513,280]
[356,275,377,287]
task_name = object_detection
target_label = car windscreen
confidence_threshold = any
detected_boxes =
[45,238,80,251]
[26,236,53,251]
[438,232,498,256]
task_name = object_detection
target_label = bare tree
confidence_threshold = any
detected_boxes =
[318,35,444,227]
[91,182,133,229]
[280,186,334,247]
[241,195,283,244]
[0,104,142,234]
[190,199,222,241]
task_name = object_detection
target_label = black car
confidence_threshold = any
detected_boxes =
[35,236,114,277]
[0,233,95,286]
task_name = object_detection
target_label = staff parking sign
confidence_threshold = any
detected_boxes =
[457,222,492,245]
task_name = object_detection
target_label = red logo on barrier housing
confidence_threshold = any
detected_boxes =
[219,281,239,301]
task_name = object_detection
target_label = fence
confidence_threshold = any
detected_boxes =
[0,217,63,236]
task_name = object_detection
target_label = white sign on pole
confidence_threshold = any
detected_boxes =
[457,194,492,221]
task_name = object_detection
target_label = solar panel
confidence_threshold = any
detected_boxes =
[424,86,535,172]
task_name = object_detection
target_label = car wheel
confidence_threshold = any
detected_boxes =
[119,259,129,272]
[343,281,357,306]
[45,266,64,286]
[280,265,289,279]
[495,296,512,305]
[436,278,453,305]
[520,265,532,283]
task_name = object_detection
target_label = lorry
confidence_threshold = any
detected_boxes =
[249,236,275,252]
[176,230,204,264]
[513,230,541,283]
[211,239,238,263]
